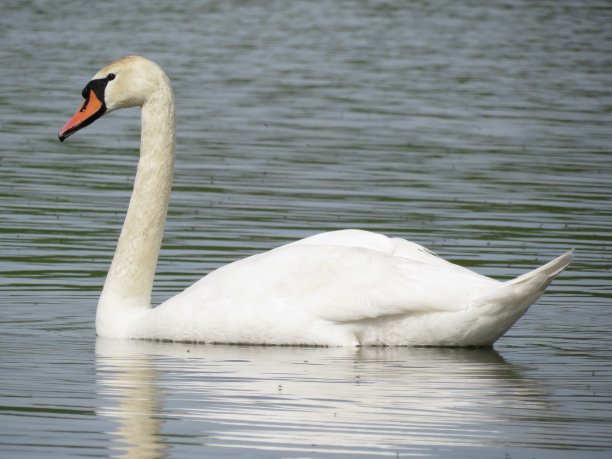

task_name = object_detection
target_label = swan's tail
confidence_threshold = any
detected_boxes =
[501,249,573,308]
[469,250,573,345]
[507,249,573,292]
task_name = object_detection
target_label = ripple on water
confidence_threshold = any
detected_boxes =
[1,0,611,458]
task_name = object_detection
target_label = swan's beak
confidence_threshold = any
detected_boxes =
[58,88,107,142]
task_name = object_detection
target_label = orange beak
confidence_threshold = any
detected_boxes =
[58,88,106,141]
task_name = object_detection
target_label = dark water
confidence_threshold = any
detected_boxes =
[1,0,611,457]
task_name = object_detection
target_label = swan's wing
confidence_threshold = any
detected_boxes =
[290,229,494,282]
[192,230,499,324]
[289,229,426,255]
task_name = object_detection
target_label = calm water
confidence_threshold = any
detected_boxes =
[1,0,612,457]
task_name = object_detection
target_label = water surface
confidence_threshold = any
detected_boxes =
[1,0,611,457]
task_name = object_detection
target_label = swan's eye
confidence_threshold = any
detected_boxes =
[107,73,116,81]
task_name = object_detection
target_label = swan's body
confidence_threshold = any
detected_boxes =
[59,56,572,346]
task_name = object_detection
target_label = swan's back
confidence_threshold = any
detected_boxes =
[129,230,570,346]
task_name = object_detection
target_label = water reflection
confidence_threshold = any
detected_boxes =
[96,341,169,459]
[96,339,552,457]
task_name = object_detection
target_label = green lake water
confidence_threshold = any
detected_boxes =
[1,0,611,457]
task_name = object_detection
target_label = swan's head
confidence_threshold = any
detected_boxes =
[59,56,170,141]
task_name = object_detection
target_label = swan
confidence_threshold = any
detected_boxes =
[58,56,572,346]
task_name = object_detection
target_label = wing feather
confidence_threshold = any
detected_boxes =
[191,230,499,324]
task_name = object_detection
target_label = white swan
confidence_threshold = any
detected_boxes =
[59,56,572,346]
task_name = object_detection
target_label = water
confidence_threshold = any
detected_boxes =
[1,0,611,457]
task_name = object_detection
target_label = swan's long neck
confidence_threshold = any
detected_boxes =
[97,79,175,328]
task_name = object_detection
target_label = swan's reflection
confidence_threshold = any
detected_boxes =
[96,339,550,457]
[96,340,168,459]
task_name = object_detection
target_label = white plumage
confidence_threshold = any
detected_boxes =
[59,56,572,347]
